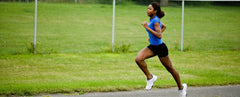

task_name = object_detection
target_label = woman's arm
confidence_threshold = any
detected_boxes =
[142,21,162,39]
[161,23,166,33]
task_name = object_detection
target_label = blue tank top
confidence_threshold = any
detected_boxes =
[146,15,162,45]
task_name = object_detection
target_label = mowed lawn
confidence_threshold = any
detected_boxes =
[0,3,239,96]
[0,51,239,95]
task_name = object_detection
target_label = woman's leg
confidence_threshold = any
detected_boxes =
[159,55,183,90]
[135,47,156,80]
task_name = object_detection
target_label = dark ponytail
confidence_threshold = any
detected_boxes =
[151,2,165,19]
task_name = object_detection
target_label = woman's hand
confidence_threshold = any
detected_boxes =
[142,21,148,29]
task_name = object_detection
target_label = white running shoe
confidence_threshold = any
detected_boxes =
[145,75,157,90]
[179,83,187,97]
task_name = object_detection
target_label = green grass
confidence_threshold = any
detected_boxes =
[0,2,240,96]
[0,51,239,95]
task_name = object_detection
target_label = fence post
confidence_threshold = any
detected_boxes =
[34,0,38,54]
[112,0,116,52]
[181,0,184,51]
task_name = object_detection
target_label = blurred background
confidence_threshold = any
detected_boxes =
[1,0,240,5]
[0,0,239,54]
[0,0,239,6]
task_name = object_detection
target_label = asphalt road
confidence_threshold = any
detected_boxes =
[37,85,240,97]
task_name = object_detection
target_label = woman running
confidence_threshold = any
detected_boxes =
[135,2,187,97]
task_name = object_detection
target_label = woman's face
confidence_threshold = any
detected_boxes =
[147,4,156,17]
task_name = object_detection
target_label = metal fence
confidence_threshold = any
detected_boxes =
[0,0,239,54]
[0,0,161,4]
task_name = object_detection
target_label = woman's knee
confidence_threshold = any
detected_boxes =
[165,64,174,71]
[135,56,143,63]
[164,64,177,74]
[160,56,174,71]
